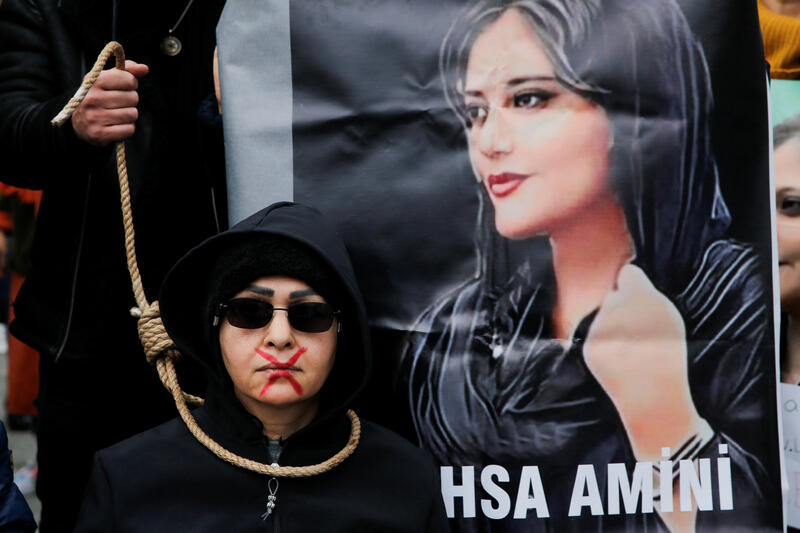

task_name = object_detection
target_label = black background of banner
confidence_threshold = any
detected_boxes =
[290,1,780,526]
[293,0,772,330]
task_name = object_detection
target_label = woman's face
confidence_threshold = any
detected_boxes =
[218,276,338,411]
[463,9,613,240]
[776,138,800,312]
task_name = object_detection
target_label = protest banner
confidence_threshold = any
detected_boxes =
[219,1,783,530]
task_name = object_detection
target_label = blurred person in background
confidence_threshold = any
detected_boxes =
[0,185,42,434]
[0,184,42,498]
[774,112,800,533]
[775,113,800,384]
[758,0,800,78]
[0,0,226,530]
[0,420,36,532]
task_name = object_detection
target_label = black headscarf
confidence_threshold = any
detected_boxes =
[404,1,777,529]
[439,0,730,295]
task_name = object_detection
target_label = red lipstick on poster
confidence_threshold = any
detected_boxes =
[487,173,527,198]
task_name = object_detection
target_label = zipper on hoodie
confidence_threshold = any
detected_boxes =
[261,476,280,530]
[54,173,92,362]
[260,438,281,532]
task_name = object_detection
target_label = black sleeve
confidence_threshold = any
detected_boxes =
[0,0,105,189]
[424,484,451,533]
[680,242,783,530]
[73,455,116,533]
[421,450,450,533]
[0,422,36,532]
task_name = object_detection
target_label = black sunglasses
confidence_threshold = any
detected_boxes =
[214,298,340,333]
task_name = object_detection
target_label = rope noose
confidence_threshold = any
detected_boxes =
[52,42,360,477]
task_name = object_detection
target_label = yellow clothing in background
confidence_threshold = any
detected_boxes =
[759,0,800,78]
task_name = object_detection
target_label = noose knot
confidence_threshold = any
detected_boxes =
[133,301,182,364]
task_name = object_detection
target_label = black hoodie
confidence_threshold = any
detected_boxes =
[73,203,449,532]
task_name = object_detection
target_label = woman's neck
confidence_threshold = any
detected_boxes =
[550,195,633,339]
[763,0,800,18]
[237,392,320,440]
[784,313,800,384]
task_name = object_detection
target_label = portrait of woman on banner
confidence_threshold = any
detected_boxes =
[403,0,780,531]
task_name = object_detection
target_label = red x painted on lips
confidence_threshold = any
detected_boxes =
[256,347,307,368]
[260,371,303,396]
[256,347,307,397]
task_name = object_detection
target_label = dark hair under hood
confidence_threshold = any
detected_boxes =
[159,202,371,434]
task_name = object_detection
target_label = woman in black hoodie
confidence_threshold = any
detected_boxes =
[73,202,448,532]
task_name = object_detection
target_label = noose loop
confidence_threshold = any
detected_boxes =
[134,301,181,364]
[51,41,360,477]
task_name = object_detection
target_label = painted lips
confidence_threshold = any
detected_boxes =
[256,347,307,396]
[260,371,303,396]
[487,173,528,198]
[256,347,307,369]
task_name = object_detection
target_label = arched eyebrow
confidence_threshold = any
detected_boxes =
[289,289,318,299]
[506,75,558,87]
[464,76,559,97]
[245,285,274,296]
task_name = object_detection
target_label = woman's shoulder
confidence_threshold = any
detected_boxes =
[675,239,768,342]
[408,276,484,335]
[355,420,439,478]
[359,420,435,460]
[678,239,765,309]
[95,415,203,469]
[408,262,542,333]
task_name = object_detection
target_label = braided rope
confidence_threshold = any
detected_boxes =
[51,41,360,477]
[52,42,126,127]
[157,354,360,477]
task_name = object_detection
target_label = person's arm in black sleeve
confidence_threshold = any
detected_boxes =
[685,246,784,531]
[0,0,146,189]
[422,453,450,532]
[424,490,450,533]
[0,0,104,188]
[0,422,36,532]
[73,455,116,533]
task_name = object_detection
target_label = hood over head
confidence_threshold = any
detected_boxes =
[159,202,371,425]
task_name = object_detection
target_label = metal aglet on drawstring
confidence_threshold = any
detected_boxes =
[261,475,279,520]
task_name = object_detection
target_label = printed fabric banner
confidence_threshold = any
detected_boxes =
[218,1,783,531]
[783,384,800,529]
